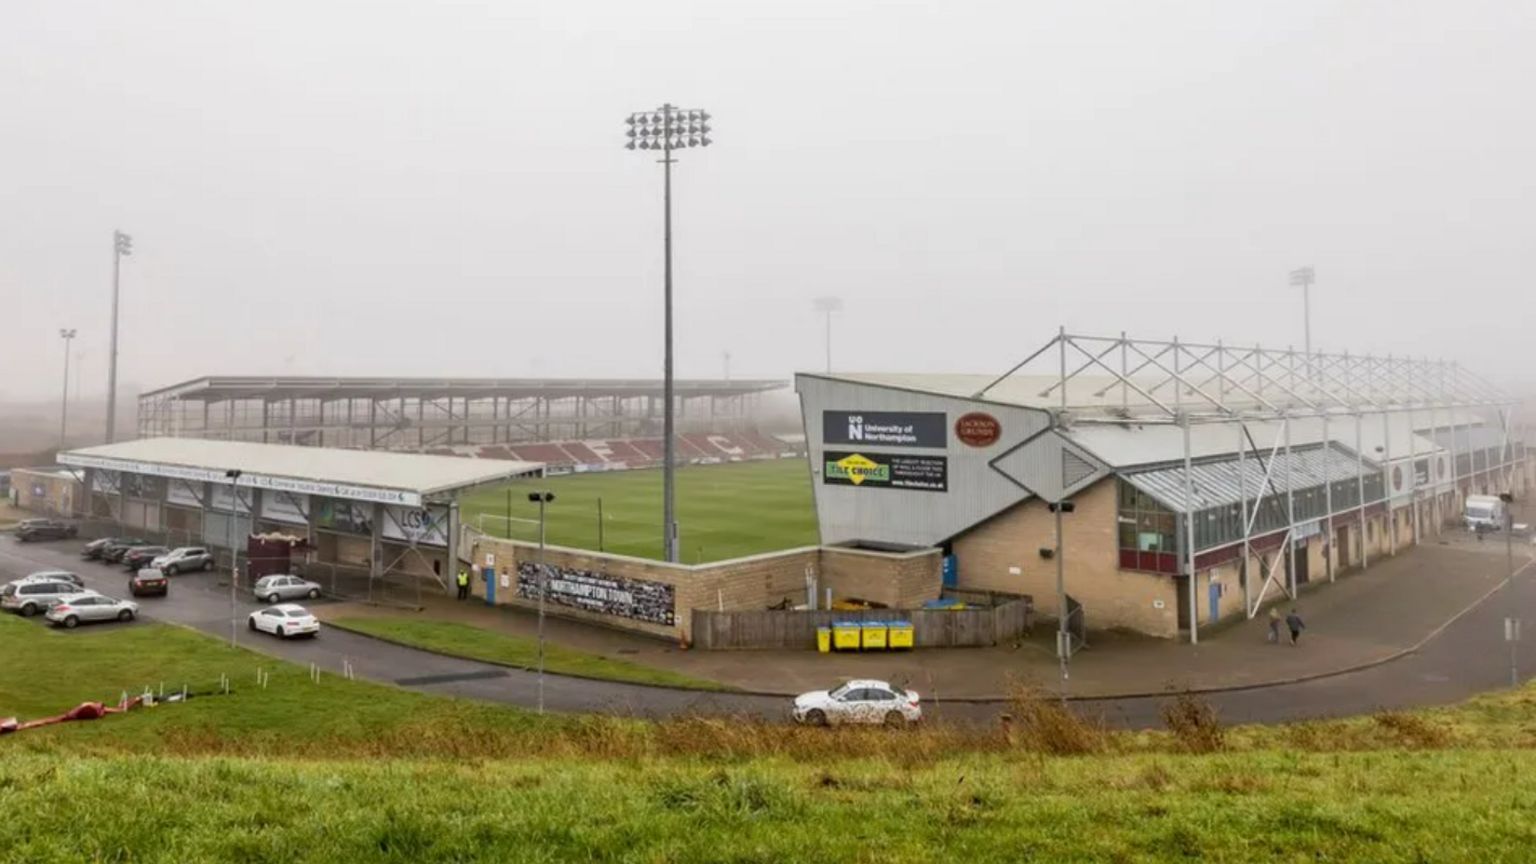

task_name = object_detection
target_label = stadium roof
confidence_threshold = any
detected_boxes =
[57,438,541,506]
[142,375,786,402]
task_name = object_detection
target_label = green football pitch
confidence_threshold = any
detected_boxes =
[458,458,818,564]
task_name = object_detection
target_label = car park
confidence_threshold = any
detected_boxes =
[247,604,320,639]
[129,569,169,598]
[121,546,170,571]
[791,679,922,727]
[1,579,99,617]
[15,519,77,542]
[100,539,150,563]
[45,593,138,628]
[151,547,216,574]
[252,574,323,604]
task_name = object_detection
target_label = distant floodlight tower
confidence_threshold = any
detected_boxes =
[813,296,842,374]
[58,328,77,447]
[1288,266,1316,358]
[625,104,712,564]
[106,230,134,443]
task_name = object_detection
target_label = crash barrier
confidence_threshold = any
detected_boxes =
[692,594,1033,650]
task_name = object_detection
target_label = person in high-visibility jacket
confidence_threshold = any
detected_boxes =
[456,568,470,600]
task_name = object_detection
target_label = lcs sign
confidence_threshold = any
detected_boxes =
[823,411,946,448]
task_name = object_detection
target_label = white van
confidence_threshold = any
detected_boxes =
[1464,494,1506,532]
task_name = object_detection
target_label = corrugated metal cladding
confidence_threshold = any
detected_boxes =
[1122,443,1370,513]
[795,375,1053,548]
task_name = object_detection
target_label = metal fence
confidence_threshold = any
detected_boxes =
[689,596,1034,650]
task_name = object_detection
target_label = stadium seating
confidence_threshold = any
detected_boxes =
[409,432,794,472]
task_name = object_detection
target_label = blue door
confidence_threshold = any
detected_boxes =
[1207,580,1222,622]
[483,566,496,604]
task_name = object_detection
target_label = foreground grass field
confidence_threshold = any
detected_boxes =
[330,616,727,690]
[458,459,817,563]
[7,614,1536,860]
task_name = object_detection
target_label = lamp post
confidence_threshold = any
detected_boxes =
[225,469,243,648]
[1049,499,1076,701]
[106,231,133,443]
[528,490,556,713]
[625,104,712,563]
[1501,491,1518,686]
[813,297,842,374]
[58,329,77,448]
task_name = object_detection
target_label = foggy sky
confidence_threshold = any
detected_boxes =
[2,0,1532,403]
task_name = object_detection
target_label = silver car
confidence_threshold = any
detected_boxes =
[1,579,96,617]
[252,574,322,604]
[45,593,139,628]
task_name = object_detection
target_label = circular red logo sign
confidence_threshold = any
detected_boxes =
[955,412,1001,448]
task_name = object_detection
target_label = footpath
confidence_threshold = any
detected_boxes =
[316,529,1535,700]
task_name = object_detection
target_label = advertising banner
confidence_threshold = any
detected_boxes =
[316,499,373,535]
[260,491,309,526]
[382,505,448,547]
[822,411,946,448]
[167,479,203,509]
[823,450,948,492]
[515,562,675,626]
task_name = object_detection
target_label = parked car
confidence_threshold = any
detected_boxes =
[252,574,323,604]
[247,604,320,639]
[15,519,77,542]
[82,537,121,559]
[100,538,150,563]
[121,546,170,571]
[18,570,85,589]
[151,546,215,574]
[791,679,922,727]
[45,593,138,628]
[1,579,99,617]
[129,568,169,598]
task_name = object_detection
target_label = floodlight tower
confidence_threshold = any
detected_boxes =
[1288,266,1315,359]
[624,104,713,563]
[58,328,77,447]
[106,230,133,443]
[813,296,842,374]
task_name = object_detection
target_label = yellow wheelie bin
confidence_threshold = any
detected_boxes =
[887,620,914,650]
[832,621,862,651]
[816,626,832,653]
[860,621,889,651]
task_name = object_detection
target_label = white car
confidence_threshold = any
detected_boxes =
[247,604,320,639]
[792,679,922,727]
[45,593,138,628]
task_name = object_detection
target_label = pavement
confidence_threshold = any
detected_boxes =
[319,525,1535,699]
[3,526,1536,729]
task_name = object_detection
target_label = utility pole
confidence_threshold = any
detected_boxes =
[1502,491,1519,687]
[58,329,77,448]
[625,105,712,563]
[106,231,133,443]
[225,469,243,648]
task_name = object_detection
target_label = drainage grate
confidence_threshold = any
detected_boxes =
[395,670,510,686]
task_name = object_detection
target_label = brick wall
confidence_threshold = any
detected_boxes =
[12,469,81,517]
[466,538,936,643]
[951,477,1180,638]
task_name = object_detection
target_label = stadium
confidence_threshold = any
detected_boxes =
[13,330,1532,646]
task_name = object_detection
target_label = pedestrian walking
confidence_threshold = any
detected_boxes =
[1286,608,1305,646]
[456,567,470,601]
[1267,608,1281,644]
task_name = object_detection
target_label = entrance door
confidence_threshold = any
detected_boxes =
[1335,526,1350,569]
[1294,541,1310,585]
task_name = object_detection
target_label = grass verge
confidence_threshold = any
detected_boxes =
[329,615,729,691]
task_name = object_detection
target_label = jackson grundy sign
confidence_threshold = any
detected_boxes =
[822,411,946,448]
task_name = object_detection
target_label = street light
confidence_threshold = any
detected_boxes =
[106,230,133,443]
[813,297,842,374]
[1047,499,1077,701]
[528,490,556,713]
[58,329,77,448]
[226,469,243,648]
[625,104,712,563]
[1500,491,1518,686]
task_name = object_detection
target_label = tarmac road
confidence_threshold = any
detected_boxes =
[3,534,1533,728]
